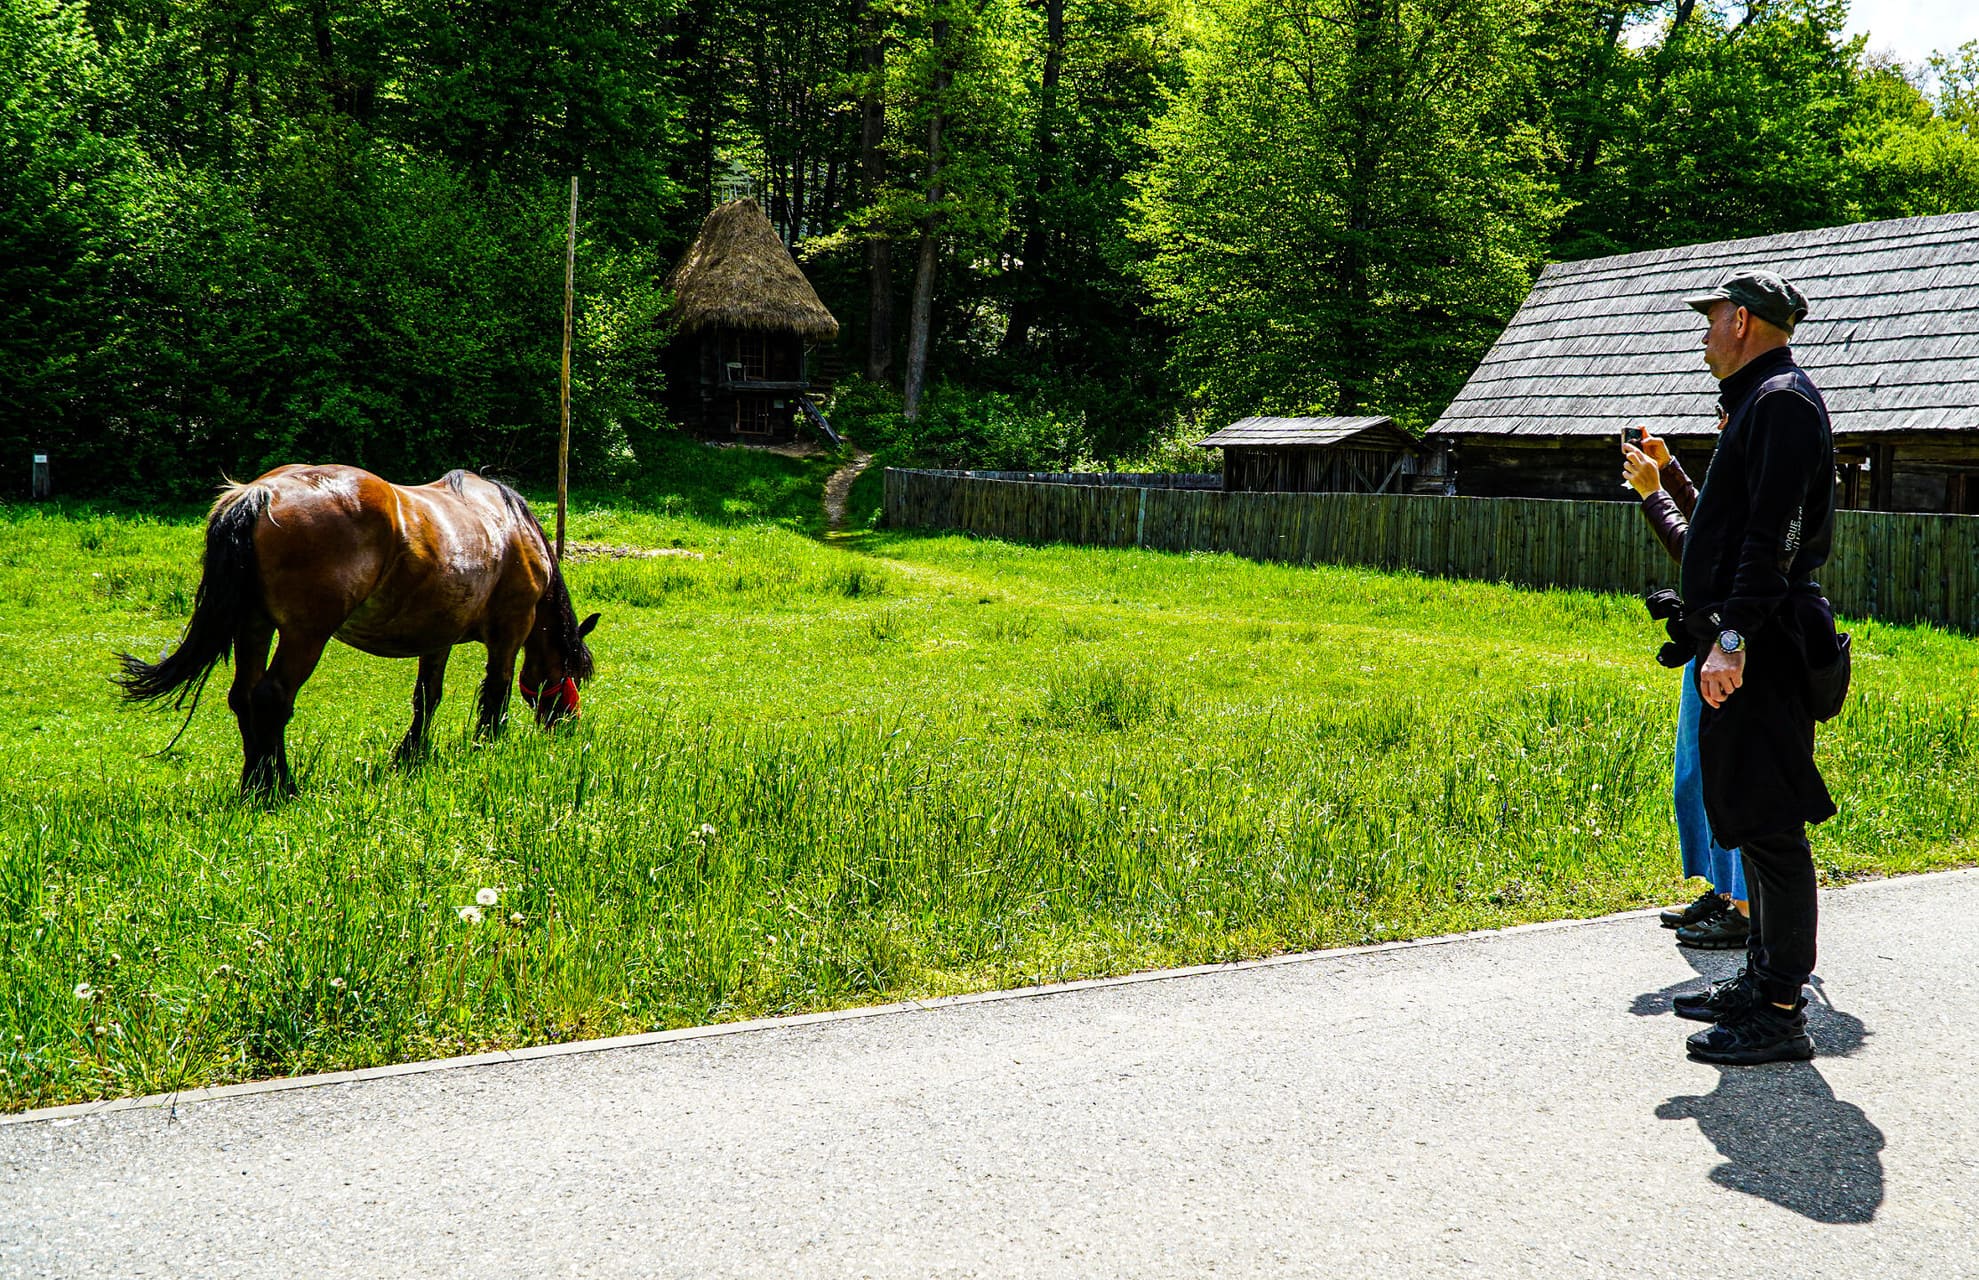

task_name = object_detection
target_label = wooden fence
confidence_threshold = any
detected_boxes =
[912,469,1222,489]
[885,468,1979,633]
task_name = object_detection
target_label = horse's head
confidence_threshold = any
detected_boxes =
[520,609,599,727]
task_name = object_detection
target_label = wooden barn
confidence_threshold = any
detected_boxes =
[1199,416,1428,493]
[663,199,840,443]
[1428,210,1979,511]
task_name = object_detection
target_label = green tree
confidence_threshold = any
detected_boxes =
[1844,53,1979,220]
[1132,0,1557,429]
[0,0,153,491]
[990,0,1184,457]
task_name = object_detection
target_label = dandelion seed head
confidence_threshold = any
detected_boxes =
[509,912,525,926]
[699,823,717,837]
[475,887,499,907]
[458,905,483,924]
[73,982,93,1000]
[329,977,346,989]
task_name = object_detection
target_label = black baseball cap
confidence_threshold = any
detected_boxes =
[1683,270,1810,332]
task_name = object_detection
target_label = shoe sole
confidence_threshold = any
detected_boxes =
[1672,1004,1732,1024]
[1686,1036,1814,1065]
[1675,933,1749,950]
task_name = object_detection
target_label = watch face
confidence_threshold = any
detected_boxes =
[1720,630,1742,653]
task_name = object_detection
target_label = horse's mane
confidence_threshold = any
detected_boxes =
[454,471,595,682]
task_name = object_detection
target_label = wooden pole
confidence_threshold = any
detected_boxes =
[558,176,577,563]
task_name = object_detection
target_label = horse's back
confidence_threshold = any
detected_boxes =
[246,465,402,613]
[243,465,548,657]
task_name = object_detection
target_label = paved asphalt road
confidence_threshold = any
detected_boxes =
[4,870,1976,1278]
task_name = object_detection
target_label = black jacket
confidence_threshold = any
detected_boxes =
[1679,347,1834,637]
[1676,346,1840,844]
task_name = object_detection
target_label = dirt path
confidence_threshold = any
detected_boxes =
[822,443,874,531]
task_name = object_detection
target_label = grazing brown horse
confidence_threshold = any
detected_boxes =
[118,465,598,795]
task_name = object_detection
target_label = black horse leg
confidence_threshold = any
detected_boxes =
[395,649,451,766]
[245,632,328,797]
[229,618,275,793]
[476,636,525,739]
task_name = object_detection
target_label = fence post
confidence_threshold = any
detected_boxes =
[31,453,50,499]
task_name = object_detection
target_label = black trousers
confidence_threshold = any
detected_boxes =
[1738,825,1817,1005]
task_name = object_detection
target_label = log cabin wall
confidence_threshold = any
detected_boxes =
[1222,445,1415,493]
[1449,440,1718,501]
[666,328,816,441]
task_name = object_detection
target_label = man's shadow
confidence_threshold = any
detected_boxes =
[1635,949,1884,1224]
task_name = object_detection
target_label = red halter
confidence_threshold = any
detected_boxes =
[519,675,580,718]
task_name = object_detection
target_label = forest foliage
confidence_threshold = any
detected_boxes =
[4,0,1976,497]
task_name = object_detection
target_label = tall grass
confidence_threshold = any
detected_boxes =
[1,500,1974,1109]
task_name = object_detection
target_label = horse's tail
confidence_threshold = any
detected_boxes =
[116,482,269,707]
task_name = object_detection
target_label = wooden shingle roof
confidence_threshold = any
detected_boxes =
[1199,415,1413,448]
[1432,211,1979,440]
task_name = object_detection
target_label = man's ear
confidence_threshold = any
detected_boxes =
[578,612,601,638]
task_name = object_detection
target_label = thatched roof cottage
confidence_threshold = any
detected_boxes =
[664,199,840,443]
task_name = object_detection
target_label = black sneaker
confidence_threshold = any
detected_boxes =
[1659,892,1728,930]
[1676,909,1750,950]
[1672,968,1758,1024]
[1686,998,1813,1064]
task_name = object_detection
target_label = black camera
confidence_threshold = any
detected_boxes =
[1644,588,1684,622]
[1643,588,1694,669]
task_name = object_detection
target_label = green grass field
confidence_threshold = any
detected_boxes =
[3,462,1975,1110]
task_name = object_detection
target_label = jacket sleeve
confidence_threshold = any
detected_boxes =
[1663,456,1698,520]
[1638,490,1687,564]
[1718,391,1826,636]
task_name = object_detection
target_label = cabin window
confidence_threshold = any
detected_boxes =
[1950,473,1979,515]
[1836,457,1865,509]
[726,334,769,383]
[735,396,777,435]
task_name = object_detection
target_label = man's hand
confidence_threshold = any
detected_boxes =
[1698,642,1746,708]
[1621,442,1661,498]
[1637,432,1672,467]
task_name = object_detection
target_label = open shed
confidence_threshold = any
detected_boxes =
[663,199,840,443]
[1428,210,1979,511]
[1199,416,1427,494]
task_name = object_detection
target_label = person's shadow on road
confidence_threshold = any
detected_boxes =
[1638,960,1883,1224]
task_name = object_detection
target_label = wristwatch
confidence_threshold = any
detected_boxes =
[1718,629,1744,654]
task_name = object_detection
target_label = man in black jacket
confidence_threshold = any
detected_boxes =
[1669,270,1839,1065]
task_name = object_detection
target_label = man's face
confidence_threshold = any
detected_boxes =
[1700,300,1746,379]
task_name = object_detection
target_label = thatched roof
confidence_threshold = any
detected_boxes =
[667,199,839,341]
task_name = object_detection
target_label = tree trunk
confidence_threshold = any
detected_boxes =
[1573,4,1632,179]
[902,19,952,422]
[860,1,895,385]
[1000,0,1065,357]
[1333,0,1383,416]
